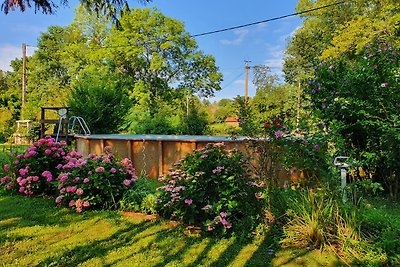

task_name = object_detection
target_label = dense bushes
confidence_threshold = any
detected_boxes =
[157,143,262,234]
[0,137,136,212]
[307,39,400,198]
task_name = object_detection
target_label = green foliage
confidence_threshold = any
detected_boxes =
[246,118,331,187]
[119,176,159,214]
[251,83,299,128]
[209,123,240,136]
[307,39,400,198]
[124,107,178,134]
[107,8,222,115]
[283,0,400,83]
[157,143,261,234]
[68,71,131,134]
[178,105,209,135]
[280,188,380,265]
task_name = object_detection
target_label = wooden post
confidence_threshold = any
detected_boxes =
[22,43,27,116]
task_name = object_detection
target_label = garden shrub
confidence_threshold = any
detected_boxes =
[0,136,70,196]
[0,138,137,213]
[68,71,132,134]
[55,146,137,212]
[157,143,262,234]
[306,39,400,198]
[247,118,331,188]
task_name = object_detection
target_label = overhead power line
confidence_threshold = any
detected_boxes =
[28,1,348,51]
[191,1,348,37]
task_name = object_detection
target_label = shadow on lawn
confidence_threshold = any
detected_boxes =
[0,195,342,266]
[0,195,87,227]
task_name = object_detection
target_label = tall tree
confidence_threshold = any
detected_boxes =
[283,0,400,84]
[106,8,222,115]
[1,0,151,25]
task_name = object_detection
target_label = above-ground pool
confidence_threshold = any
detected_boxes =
[75,134,248,178]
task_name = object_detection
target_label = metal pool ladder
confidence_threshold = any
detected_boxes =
[68,116,91,136]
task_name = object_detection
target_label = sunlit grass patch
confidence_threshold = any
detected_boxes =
[0,195,345,267]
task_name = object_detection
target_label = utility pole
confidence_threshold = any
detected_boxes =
[244,61,251,105]
[22,43,27,116]
[296,80,301,130]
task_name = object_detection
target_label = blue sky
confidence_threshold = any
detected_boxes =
[0,0,301,100]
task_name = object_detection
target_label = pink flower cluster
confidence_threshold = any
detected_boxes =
[1,137,137,213]
[69,199,90,213]
[207,211,232,231]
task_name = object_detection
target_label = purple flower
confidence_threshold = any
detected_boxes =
[55,196,63,205]
[184,199,193,205]
[110,168,117,174]
[76,188,83,196]
[212,166,225,174]
[83,178,90,183]
[42,170,53,182]
[200,154,208,159]
[314,144,319,151]
[220,219,232,229]
[1,176,9,184]
[123,179,131,186]
[275,131,283,139]
[220,211,227,218]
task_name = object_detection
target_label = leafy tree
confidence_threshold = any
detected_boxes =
[251,83,298,127]
[213,99,236,123]
[284,0,400,83]
[106,8,222,115]
[0,68,21,142]
[68,70,131,134]
[252,65,278,92]
[178,97,209,135]
[1,0,151,25]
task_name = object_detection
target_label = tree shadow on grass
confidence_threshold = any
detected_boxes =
[38,219,164,266]
[0,195,89,227]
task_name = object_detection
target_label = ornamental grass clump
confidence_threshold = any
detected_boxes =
[157,143,261,234]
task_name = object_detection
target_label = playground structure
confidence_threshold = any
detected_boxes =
[40,107,90,144]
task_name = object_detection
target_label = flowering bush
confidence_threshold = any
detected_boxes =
[306,39,400,197]
[1,136,70,196]
[55,147,136,212]
[1,139,136,212]
[157,143,261,234]
[249,118,330,187]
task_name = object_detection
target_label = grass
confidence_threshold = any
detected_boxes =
[0,194,343,267]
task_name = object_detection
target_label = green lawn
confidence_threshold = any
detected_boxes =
[0,195,342,267]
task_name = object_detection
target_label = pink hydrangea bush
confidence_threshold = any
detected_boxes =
[0,136,70,195]
[157,143,261,235]
[54,147,136,212]
[1,140,136,213]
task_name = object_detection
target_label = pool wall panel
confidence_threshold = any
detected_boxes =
[75,135,290,181]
